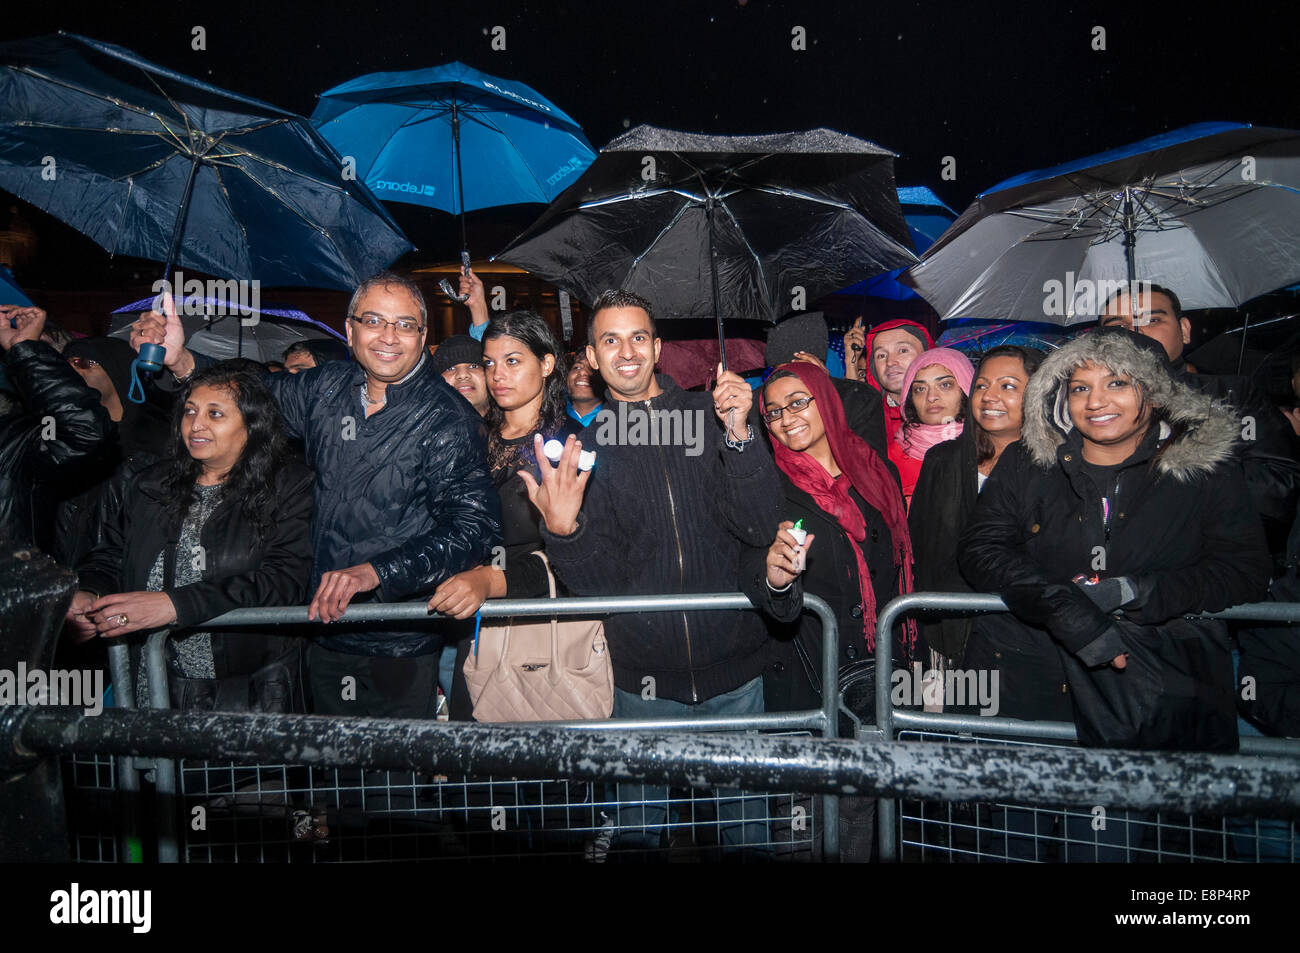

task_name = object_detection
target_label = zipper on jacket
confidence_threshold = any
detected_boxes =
[1102,474,1122,542]
[657,438,698,703]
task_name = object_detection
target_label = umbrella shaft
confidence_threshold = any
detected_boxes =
[163,159,202,281]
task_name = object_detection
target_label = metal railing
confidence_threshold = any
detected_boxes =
[871,592,1300,862]
[102,591,844,862]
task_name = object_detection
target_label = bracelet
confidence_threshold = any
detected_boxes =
[724,423,755,451]
[172,367,193,384]
[766,579,793,593]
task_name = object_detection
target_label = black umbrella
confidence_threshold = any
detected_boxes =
[498,125,916,367]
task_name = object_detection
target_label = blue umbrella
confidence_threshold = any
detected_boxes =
[312,61,596,255]
[0,265,32,306]
[0,33,411,291]
[833,186,956,301]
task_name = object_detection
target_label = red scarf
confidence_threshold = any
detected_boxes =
[761,363,916,651]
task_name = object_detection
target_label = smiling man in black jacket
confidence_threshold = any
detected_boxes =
[131,274,501,718]
[522,289,781,852]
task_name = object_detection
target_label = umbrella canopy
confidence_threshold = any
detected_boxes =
[834,185,957,301]
[0,264,32,306]
[0,32,411,290]
[312,61,596,222]
[935,318,1076,356]
[497,125,917,334]
[903,122,1300,325]
[108,295,345,363]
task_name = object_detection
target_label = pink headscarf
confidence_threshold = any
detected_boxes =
[894,347,975,460]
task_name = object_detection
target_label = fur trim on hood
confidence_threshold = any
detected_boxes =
[1022,328,1239,482]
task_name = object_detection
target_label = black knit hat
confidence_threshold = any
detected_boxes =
[766,312,828,368]
[431,334,483,376]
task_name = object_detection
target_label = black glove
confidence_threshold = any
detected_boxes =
[1074,575,1137,613]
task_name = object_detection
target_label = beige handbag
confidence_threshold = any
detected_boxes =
[463,552,613,721]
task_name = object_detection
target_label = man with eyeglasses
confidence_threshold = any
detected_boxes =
[130,273,501,718]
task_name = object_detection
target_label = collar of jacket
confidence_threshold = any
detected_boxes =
[350,351,429,406]
[1022,331,1238,482]
[611,372,684,409]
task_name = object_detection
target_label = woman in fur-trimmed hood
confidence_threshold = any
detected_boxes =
[958,327,1271,755]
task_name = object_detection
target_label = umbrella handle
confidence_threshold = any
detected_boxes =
[440,251,473,303]
[127,344,166,405]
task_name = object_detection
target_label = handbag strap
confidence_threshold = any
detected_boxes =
[490,551,564,683]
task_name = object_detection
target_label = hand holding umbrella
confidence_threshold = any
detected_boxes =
[130,293,195,381]
[712,363,754,443]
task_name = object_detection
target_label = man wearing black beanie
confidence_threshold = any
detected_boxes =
[431,333,488,417]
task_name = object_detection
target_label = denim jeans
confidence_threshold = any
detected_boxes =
[611,675,770,854]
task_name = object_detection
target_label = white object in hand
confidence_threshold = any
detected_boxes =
[788,526,808,546]
[578,450,596,471]
[543,438,564,462]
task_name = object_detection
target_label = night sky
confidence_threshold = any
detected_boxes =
[4,0,1300,282]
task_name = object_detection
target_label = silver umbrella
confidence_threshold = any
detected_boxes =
[903,122,1300,325]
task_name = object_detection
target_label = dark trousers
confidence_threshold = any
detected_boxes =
[307,643,439,719]
[305,644,441,833]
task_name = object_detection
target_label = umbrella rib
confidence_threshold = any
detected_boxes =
[578,187,706,210]
[626,200,699,280]
[3,65,167,124]
[743,184,858,212]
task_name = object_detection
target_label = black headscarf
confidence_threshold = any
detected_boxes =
[63,336,171,458]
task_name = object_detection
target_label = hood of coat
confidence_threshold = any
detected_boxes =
[1022,327,1238,482]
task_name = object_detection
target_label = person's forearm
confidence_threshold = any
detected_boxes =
[469,297,489,327]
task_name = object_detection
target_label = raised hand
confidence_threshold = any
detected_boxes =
[130,291,191,375]
[766,520,815,589]
[712,362,753,440]
[517,433,593,537]
[843,317,866,382]
[0,305,47,350]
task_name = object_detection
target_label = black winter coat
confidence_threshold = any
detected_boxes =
[961,332,1272,743]
[179,350,503,656]
[77,458,315,705]
[0,341,111,549]
[740,469,901,713]
[908,424,980,662]
[542,375,782,704]
[1176,367,1300,562]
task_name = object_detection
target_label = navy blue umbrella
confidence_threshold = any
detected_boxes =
[0,33,411,291]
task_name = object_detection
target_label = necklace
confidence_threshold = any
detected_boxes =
[362,382,386,406]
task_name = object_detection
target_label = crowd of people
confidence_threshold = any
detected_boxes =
[2,269,1299,860]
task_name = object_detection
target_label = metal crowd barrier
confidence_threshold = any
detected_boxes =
[96,592,843,863]
[872,592,1300,862]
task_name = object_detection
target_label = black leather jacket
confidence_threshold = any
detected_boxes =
[0,340,111,550]
[177,350,503,656]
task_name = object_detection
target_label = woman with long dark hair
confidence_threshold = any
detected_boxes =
[741,361,914,860]
[887,347,975,507]
[65,362,313,712]
[909,345,1043,667]
[426,310,579,718]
